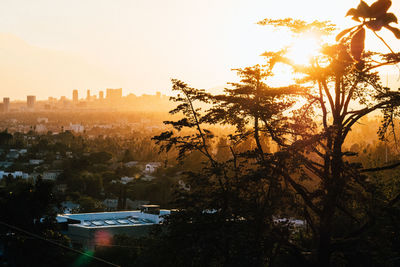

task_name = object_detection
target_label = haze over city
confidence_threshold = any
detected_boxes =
[2,0,400,100]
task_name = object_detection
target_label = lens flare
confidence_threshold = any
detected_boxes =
[72,250,94,267]
[94,230,112,246]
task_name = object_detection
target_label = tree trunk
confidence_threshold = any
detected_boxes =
[317,126,344,267]
[318,206,334,266]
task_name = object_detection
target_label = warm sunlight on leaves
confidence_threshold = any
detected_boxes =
[258,18,334,67]
[262,34,322,88]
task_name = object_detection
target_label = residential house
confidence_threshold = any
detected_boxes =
[43,170,62,181]
[144,162,162,173]
[29,159,44,165]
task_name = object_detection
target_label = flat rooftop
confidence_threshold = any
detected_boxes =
[57,210,171,229]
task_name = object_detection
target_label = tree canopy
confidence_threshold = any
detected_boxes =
[152,1,400,266]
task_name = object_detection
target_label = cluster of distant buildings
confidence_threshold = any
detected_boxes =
[0,88,169,112]
[0,141,165,186]
[0,146,64,182]
[0,94,32,111]
[0,95,35,112]
[0,88,124,112]
[73,88,122,103]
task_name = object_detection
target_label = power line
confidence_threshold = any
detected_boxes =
[0,220,120,267]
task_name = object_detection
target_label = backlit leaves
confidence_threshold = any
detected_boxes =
[336,0,399,65]
[382,12,398,24]
[346,0,391,21]
[369,0,392,18]
[351,28,366,61]
[339,0,399,41]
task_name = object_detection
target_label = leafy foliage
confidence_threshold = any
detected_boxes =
[337,0,400,62]
[152,1,400,266]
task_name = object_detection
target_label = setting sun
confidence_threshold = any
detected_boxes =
[285,34,321,65]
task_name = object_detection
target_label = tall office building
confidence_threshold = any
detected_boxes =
[73,90,78,103]
[3,97,10,112]
[99,91,104,100]
[86,90,91,101]
[27,95,36,109]
[106,88,122,101]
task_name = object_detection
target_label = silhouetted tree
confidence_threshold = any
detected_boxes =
[256,1,400,265]
[153,1,400,266]
[0,129,12,146]
[153,62,306,266]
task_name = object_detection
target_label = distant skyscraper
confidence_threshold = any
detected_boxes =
[86,90,91,101]
[27,95,36,109]
[3,97,10,112]
[99,91,104,100]
[106,88,122,101]
[73,89,78,103]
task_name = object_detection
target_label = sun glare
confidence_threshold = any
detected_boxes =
[285,34,321,66]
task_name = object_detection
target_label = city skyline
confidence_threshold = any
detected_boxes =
[3,0,400,100]
[0,87,172,113]
[0,88,163,102]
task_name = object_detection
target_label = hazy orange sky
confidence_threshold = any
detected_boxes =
[1,0,400,100]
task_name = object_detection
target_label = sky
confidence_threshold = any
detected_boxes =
[1,0,400,100]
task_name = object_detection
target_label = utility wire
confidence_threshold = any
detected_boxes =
[0,220,120,267]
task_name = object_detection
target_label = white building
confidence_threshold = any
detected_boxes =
[35,124,48,133]
[144,162,162,173]
[57,209,170,250]
[178,180,191,191]
[68,123,85,133]
[43,170,62,181]
[37,117,49,123]
[0,171,29,179]
[29,159,44,165]
[18,149,28,154]
[141,174,156,182]
[120,176,134,184]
